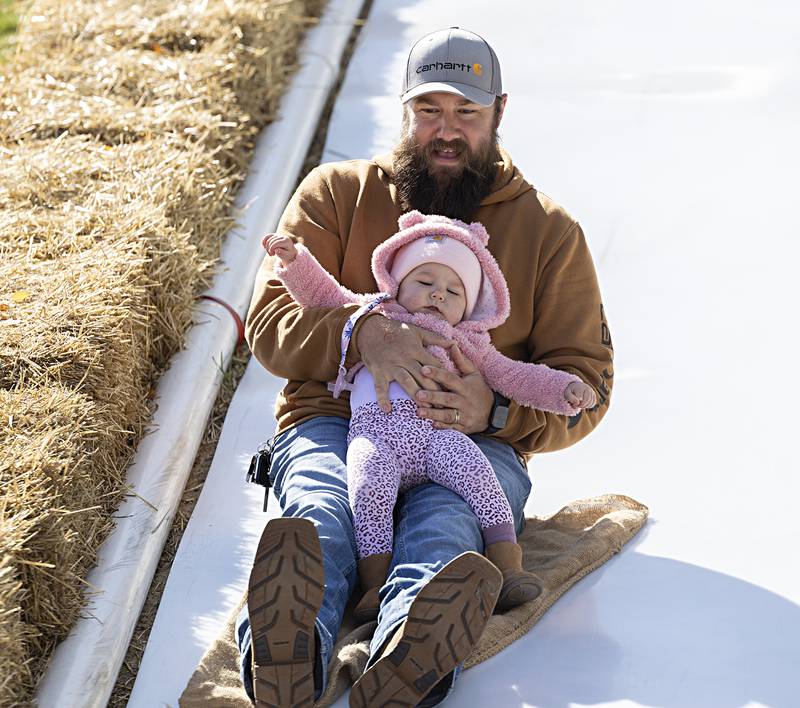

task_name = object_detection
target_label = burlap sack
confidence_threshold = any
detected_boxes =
[179,494,648,707]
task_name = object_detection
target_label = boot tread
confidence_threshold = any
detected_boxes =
[248,518,324,708]
[348,552,501,708]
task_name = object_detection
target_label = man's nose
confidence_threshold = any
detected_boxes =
[436,113,460,141]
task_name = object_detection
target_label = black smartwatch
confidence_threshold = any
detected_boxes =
[484,391,510,434]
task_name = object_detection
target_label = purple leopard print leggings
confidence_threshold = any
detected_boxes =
[346,400,516,558]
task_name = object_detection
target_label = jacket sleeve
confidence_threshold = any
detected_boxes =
[480,346,583,416]
[245,167,367,381]
[275,243,365,309]
[493,222,614,456]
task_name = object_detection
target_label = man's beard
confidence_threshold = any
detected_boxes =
[392,132,500,223]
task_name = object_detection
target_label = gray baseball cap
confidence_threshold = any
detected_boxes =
[401,27,502,106]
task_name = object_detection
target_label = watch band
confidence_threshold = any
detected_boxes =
[484,391,510,434]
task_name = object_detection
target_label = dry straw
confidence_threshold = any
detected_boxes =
[0,0,325,703]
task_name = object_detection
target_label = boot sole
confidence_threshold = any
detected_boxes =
[248,517,325,708]
[349,551,502,708]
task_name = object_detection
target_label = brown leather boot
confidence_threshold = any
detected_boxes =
[349,552,502,708]
[248,517,324,708]
[485,540,543,611]
[352,552,392,625]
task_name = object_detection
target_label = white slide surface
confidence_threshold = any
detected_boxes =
[134,1,800,706]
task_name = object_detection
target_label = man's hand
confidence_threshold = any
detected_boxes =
[357,315,454,413]
[415,344,494,435]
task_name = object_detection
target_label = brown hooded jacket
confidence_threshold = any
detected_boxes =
[245,150,614,456]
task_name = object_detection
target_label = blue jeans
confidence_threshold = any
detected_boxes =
[236,415,531,705]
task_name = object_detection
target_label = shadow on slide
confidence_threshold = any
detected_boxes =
[480,548,798,708]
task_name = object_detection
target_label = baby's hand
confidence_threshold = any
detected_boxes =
[565,381,597,410]
[263,233,297,264]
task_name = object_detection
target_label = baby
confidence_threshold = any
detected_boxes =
[264,211,596,622]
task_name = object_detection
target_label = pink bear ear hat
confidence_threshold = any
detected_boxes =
[372,210,511,327]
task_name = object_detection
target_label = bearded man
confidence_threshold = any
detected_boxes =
[239,27,613,708]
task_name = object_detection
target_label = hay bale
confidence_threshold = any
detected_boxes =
[0,134,238,363]
[0,84,251,166]
[0,238,154,408]
[0,0,328,702]
[0,383,127,701]
[1,0,315,158]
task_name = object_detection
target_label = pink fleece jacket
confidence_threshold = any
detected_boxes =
[270,211,583,416]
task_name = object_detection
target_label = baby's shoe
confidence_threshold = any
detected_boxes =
[353,552,392,625]
[485,541,543,611]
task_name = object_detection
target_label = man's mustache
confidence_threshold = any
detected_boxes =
[425,139,469,156]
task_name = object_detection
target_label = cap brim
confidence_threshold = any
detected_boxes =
[400,81,497,107]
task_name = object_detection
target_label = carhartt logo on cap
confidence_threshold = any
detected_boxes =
[416,61,479,75]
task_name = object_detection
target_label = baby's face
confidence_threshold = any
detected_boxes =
[396,262,467,326]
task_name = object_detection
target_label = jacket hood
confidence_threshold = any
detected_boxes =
[371,210,510,332]
[372,146,533,207]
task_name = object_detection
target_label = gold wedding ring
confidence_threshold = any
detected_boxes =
[453,409,460,424]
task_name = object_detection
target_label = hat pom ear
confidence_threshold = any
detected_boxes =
[468,221,490,245]
[398,210,426,229]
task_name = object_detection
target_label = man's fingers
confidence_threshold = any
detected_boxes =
[393,367,426,401]
[419,406,460,426]
[368,362,442,410]
[419,328,454,350]
[419,364,463,393]
[396,364,444,400]
[432,421,464,432]
[373,377,392,413]
[418,349,446,370]
[416,372,440,394]
[448,344,477,375]
[416,389,459,409]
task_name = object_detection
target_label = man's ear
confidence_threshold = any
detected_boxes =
[400,102,411,133]
[496,94,508,128]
